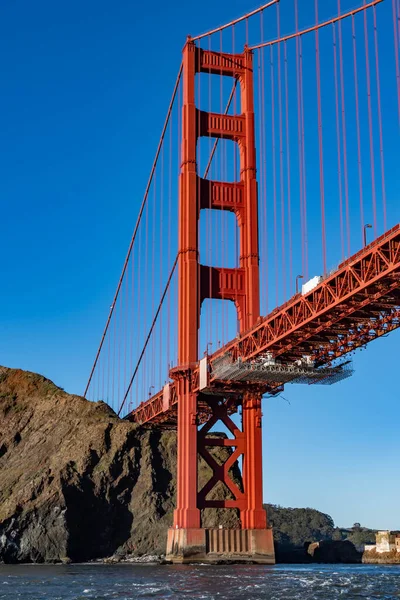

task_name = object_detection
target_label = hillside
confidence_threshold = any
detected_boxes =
[0,365,369,564]
[0,366,239,563]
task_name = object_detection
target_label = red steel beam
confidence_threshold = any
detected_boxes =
[208,224,400,365]
[128,223,400,427]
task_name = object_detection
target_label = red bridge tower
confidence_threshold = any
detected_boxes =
[166,41,275,563]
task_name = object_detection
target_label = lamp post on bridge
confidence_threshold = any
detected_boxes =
[364,223,372,247]
[296,274,304,294]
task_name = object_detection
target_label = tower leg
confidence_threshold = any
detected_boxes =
[166,379,205,563]
[241,392,267,529]
[166,389,275,564]
[173,379,200,529]
[239,392,275,561]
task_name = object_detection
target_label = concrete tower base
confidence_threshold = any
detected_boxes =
[166,527,275,564]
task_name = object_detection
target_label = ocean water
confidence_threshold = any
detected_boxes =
[0,563,399,599]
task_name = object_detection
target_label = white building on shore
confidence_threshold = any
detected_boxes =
[364,531,400,554]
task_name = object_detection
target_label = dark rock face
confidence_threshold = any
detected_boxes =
[273,540,361,564]
[0,367,239,563]
[0,366,364,565]
[307,540,361,563]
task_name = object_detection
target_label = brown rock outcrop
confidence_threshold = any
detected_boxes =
[362,549,400,564]
[306,540,361,563]
[0,366,239,563]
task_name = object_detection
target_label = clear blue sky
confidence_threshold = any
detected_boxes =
[0,0,399,530]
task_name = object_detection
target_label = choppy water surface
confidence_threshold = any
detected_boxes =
[0,563,399,599]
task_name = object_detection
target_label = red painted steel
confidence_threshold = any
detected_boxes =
[172,41,267,531]
[127,34,400,540]
[84,0,398,561]
[129,223,400,427]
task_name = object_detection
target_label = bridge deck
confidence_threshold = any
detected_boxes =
[127,224,400,427]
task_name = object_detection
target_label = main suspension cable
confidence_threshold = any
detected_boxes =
[249,0,383,50]
[118,76,240,415]
[84,64,183,398]
[191,0,279,41]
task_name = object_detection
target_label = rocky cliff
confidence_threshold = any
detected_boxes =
[0,366,239,563]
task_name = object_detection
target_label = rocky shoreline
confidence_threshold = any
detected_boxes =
[0,366,380,566]
[362,549,400,565]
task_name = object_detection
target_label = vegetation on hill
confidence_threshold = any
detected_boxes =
[265,505,335,547]
[265,505,376,552]
[334,523,376,548]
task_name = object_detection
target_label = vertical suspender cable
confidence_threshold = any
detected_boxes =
[167,90,173,371]
[338,0,351,256]
[124,236,129,404]
[284,40,293,295]
[136,220,143,405]
[352,15,365,246]
[117,267,121,410]
[299,36,308,279]
[220,30,225,346]
[107,321,111,407]
[363,3,378,237]
[144,165,150,401]
[152,170,157,388]
[261,12,269,314]
[373,6,387,230]
[118,254,179,416]
[295,0,305,280]
[277,4,286,298]
[84,66,183,398]
[257,46,263,310]
[159,136,165,388]
[130,244,135,407]
[175,82,182,368]
[333,24,345,261]
[315,0,327,275]
[112,297,116,411]
[233,25,239,327]
[258,16,265,312]
[207,35,212,351]
[270,45,279,307]
[102,340,105,402]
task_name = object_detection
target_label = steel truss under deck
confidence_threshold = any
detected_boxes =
[128,223,400,427]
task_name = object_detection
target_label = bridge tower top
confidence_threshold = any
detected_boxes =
[178,41,260,366]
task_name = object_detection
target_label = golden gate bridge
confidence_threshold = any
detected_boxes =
[84,0,400,563]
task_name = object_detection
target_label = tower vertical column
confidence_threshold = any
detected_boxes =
[241,392,267,529]
[173,40,200,531]
[240,48,260,331]
[174,377,200,529]
[178,40,199,366]
[238,49,265,531]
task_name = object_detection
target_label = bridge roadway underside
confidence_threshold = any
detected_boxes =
[127,224,400,427]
